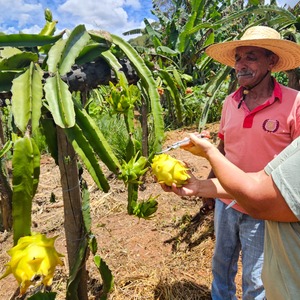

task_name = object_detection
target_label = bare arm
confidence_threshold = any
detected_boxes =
[200,139,225,210]
[161,171,233,199]
[177,134,298,222]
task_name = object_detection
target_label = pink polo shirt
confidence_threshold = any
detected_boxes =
[218,79,300,213]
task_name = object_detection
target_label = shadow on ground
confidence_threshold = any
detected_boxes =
[164,204,214,252]
[154,278,212,299]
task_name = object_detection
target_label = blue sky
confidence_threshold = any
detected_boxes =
[0,0,298,39]
[0,0,155,38]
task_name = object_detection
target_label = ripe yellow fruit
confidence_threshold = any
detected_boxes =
[151,154,190,187]
[0,233,64,295]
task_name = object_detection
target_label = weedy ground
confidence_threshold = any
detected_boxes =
[0,123,242,299]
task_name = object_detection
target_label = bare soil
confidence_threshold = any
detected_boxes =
[0,123,242,299]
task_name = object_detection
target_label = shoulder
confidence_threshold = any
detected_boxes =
[280,84,300,97]
[265,137,300,175]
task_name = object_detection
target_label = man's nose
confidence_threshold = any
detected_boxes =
[235,63,247,72]
[235,59,248,70]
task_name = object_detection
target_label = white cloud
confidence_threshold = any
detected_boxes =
[125,0,141,9]
[0,0,297,39]
[0,0,44,30]
[0,0,151,38]
[56,0,145,37]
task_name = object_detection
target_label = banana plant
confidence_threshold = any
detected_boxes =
[0,9,164,300]
[124,0,228,128]
[197,1,300,129]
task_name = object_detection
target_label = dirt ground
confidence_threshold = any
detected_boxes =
[0,123,242,300]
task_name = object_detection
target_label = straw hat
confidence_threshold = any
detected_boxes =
[205,26,300,72]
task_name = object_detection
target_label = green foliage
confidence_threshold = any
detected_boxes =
[12,136,40,244]
[132,195,159,219]
[0,140,12,158]
[106,79,140,114]
[94,255,114,300]
[28,292,57,300]
[134,0,299,132]
[91,110,142,162]
[118,152,148,185]
[273,71,289,86]
[81,180,114,300]
[3,2,300,298]
[86,87,111,117]
[32,126,48,153]
[11,62,43,134]
[0,9,166,299]
[73,104,121,174]
[110,34,165,154]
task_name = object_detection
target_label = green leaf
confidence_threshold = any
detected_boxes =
[94,255,114,299]
[158,69,183,124]
[75,43,111,65]
[133,196,159,219]
[88,29,113,44]
[81,179,91,233]
[31,66,44,133]
[64,125,110,192]
[199,66,232,130]
[213,6,295,27]
[40,20,57,37]
[0,70,24,92]
[40,117,58,165]
[248,0,260,5]
[0,140,12,158]
[44,74,76,128]
[156,46,178,56]
[47,38,66,73]
[0,46,22,57]
[59,25,91,75]
[0,33,64,47]
[109,35,165,155]
[28,292,57,300]
[44,8,53,22]
[12,137,40,244]
[127,183,139,215]
[11,62,43,134]
[101,50,123,76]
[66,237,88,300]
[74,105,121,174]
[143,18,162,48]
[88,234,98,255]
[0,51,38,70]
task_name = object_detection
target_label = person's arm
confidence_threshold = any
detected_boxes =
[177,133,298,222]
[200,139,225,210]
[161,171,232,199]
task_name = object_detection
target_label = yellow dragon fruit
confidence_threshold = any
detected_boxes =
[0,233,64,295]
[151,154,190,187]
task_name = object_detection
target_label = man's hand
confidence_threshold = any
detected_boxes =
[159,170,200,197]
[180,133,216,158]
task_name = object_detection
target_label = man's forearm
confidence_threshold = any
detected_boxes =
[196,178,233,199]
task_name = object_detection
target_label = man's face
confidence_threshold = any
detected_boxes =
[234,46,278,88]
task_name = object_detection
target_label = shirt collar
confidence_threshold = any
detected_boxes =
[232,77,282,103]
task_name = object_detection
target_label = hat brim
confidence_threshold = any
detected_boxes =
[205,39,300,72]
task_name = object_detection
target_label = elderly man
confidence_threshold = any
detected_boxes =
[196,26,300,299]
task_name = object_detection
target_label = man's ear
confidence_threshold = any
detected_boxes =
[269,54,279,70]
